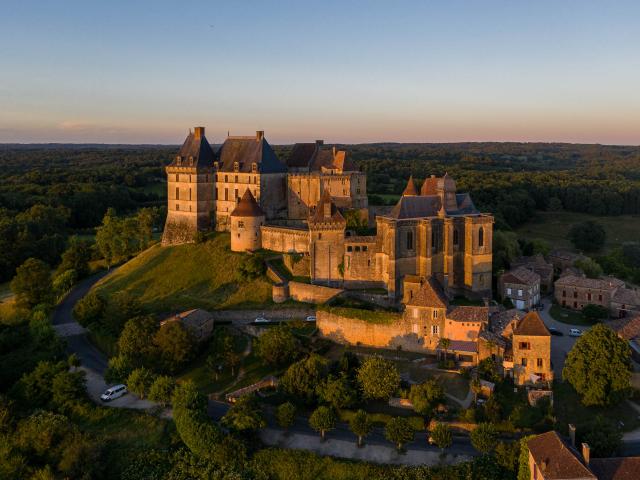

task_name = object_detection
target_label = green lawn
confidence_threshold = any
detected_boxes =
[406,366,470,400]
[93,234,273,313]
[553,381,640,433]
[516,211,640,253]
[549,304,592,326]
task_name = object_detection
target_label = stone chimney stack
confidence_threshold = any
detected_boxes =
[569,424,576,447]
[194,126,205,139]
[332,146,336,158]
[256,130,264,141]
[581,443,590,465]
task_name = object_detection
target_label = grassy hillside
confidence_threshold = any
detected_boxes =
[93,234,273,313]
[515,211,640,253]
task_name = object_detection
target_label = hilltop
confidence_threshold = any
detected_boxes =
[92,234,273,313]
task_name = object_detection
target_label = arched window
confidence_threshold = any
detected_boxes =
[478,227,484,248]
[407,231,413,250]
[453,228,459,246]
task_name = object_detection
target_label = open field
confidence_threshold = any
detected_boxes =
[93,234,274,314]
[516,211,640,252]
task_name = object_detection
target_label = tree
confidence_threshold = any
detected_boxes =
[154,321,196,372]
[548,197,563,211]
[582,416,622,457]
[308,406,336,441]
[10,258,52,309]
[517,435,536,480]
[104,354,134,384]
[104,291,141,333]
[51,370,86,412]
[126,368,155,399]
[470,422,498,454]
[409,380,444,416]
[281,354,329,404]
[148,375,175,407]
[95,208,126,267]
[574,257,604,279]
[493,230,522,272]
[222,394,266,433]
[563,324,631,406]
[495,440,521,476]
[439,338,451,362]
[276,401,296,430]
[316,373,357,409]
[118,316,159,366]
[238,255,265,280]
[385,417,414,452]
[430,422,452,452]
[255,326,297,366]
[57,236,93,279]
[52,269,77,298]
[582,304,610,323]
[72,291,105,327]
[349,409,373,447]
[569,221,606,252]
[357,356,400,400]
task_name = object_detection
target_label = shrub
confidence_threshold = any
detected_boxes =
[126,368,155,399]
[357,356,400,400]
[384,417,414,451]
[471,422,498,454]
[255,325,298,366]
[148,375,175,407]
[276,402,296,430]
[72,291,106,327]
[409,380,444,416]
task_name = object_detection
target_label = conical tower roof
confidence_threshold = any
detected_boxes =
[230,189,265,217]
[402,176,418,196]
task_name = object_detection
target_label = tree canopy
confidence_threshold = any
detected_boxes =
[357,356,400,400]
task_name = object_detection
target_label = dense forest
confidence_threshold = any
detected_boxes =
[1,142,639,282]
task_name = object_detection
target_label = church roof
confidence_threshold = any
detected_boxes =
[402,176,418,196]
[170,127,215,168]
[388,193,479,220]
[309,190,346,225]
[230,189,265,217]
[406,277,448,308]
[216,132,286,173]
[513,311,550,337]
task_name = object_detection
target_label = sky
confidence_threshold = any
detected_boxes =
[1,1,639,145]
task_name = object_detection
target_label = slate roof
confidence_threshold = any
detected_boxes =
[406,277,448,308]
[608,315,640,340]
[447,306,488,324]
[556,275,625,291]
[388,193,479,220]
[230,189,265,217]
[501,266,541,286]
[479,329,507,349]
[402,176,418,196]
[287,142,319,169]
[612,288,640,306]
[446,340,477,353]
[169,128,216,168]
[309,190,346,225]
[216,134,286,173]
[513,312,550,337]
[590,457,640,480]
[527,431,596,480]
[490,309,523,337]
[420,176,439,195]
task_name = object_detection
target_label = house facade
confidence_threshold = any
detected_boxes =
[554,275,640,317]
[499,266,541,310]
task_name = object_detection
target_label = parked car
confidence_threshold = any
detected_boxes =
[569,328,583,337]
[548,327,564,336]
[100,384,127,402]
[305,315,317,322]
[254,315,270,323]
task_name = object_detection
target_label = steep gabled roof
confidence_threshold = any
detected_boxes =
[590,457,640,480]
[230,189,265,217]
[501,266,541,286]
[421,176,439,195]
[309,190,346,225]
[402,176,418,196]
[287,142,319,169]
[447,306,489,323]
[217,133,286,173]
[556,275,625,291]
[527,432,596,480]
[608,314,640,340]
[513,311,550,337]
[170,127,215,168]
[406,277,448,308]
[311,147,356,172]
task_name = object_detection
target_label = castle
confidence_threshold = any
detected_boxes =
[163,127,493,302]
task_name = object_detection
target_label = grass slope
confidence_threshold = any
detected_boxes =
[516,211,640,253]
[94,234,273,313]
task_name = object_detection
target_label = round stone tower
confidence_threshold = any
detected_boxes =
[230,189,265,252]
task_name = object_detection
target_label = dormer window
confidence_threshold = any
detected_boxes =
[176,156,182,166]
[252,163,258,173]
[214,162,219,170]
[188,156,194,166]
[234,162,239,172]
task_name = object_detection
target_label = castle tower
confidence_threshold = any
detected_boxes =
[308,190,346,286]
[162,127,215,245]
[230,189,265,252]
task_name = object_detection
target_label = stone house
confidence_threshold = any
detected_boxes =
[527,430,640,480]
[499,266,541,310]
[511,254,554,292]
[160,309,214,342]
[510,311,553,386]
[554,275,640,317]
[548,249,586,276]
[608,314,640,362]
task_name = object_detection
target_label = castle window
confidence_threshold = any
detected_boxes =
[537,358,543,368]
[562,290,566,297]
[235,189,239,200]
[478,227,484,248]
[347,246,352,252]
[362,246,368,252]
[433,309,438,319]
[176,204,179,211]
[407,231,413,250]
[238,221,244,228]
[518,342,531,350]
[252,163,257,173]
[431,229,436,252]
[225,175,228,183]
[318,233,322,240]
[587,293,592,301]
[453,228,459,246]
[235,175,238,183]
[234,162,239,172]
[188,156,194,166]
[521,358,527,367]
[355,246,361,252]
[175,187,179,200]
[224,189,229,201]
[189,189,192,201]
[432,325,439,335]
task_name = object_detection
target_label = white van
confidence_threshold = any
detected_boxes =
[569,328,583,337]
[100,384,127,402]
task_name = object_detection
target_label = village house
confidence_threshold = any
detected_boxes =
[160,309,214,342]
[554,275,640,317]
[608,314,640,362]
[526,429,640,480]
[499,266,541,310]
[510,311,553,386]
[548,249,586,276]
[511,254,554,292]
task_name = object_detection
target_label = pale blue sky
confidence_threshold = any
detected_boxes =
[1,1,639,144]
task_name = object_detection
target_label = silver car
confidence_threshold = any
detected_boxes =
[100,384,127,402]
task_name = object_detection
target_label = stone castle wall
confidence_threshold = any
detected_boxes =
[261,226,309,253]
[289,281,343,304]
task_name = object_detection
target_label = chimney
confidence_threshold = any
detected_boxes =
[332,146,336,157]
[256,130,264,141]
[568,424,576,447]
[194,126,205,139]
[581,443,590,466]
[316,139,324,145]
